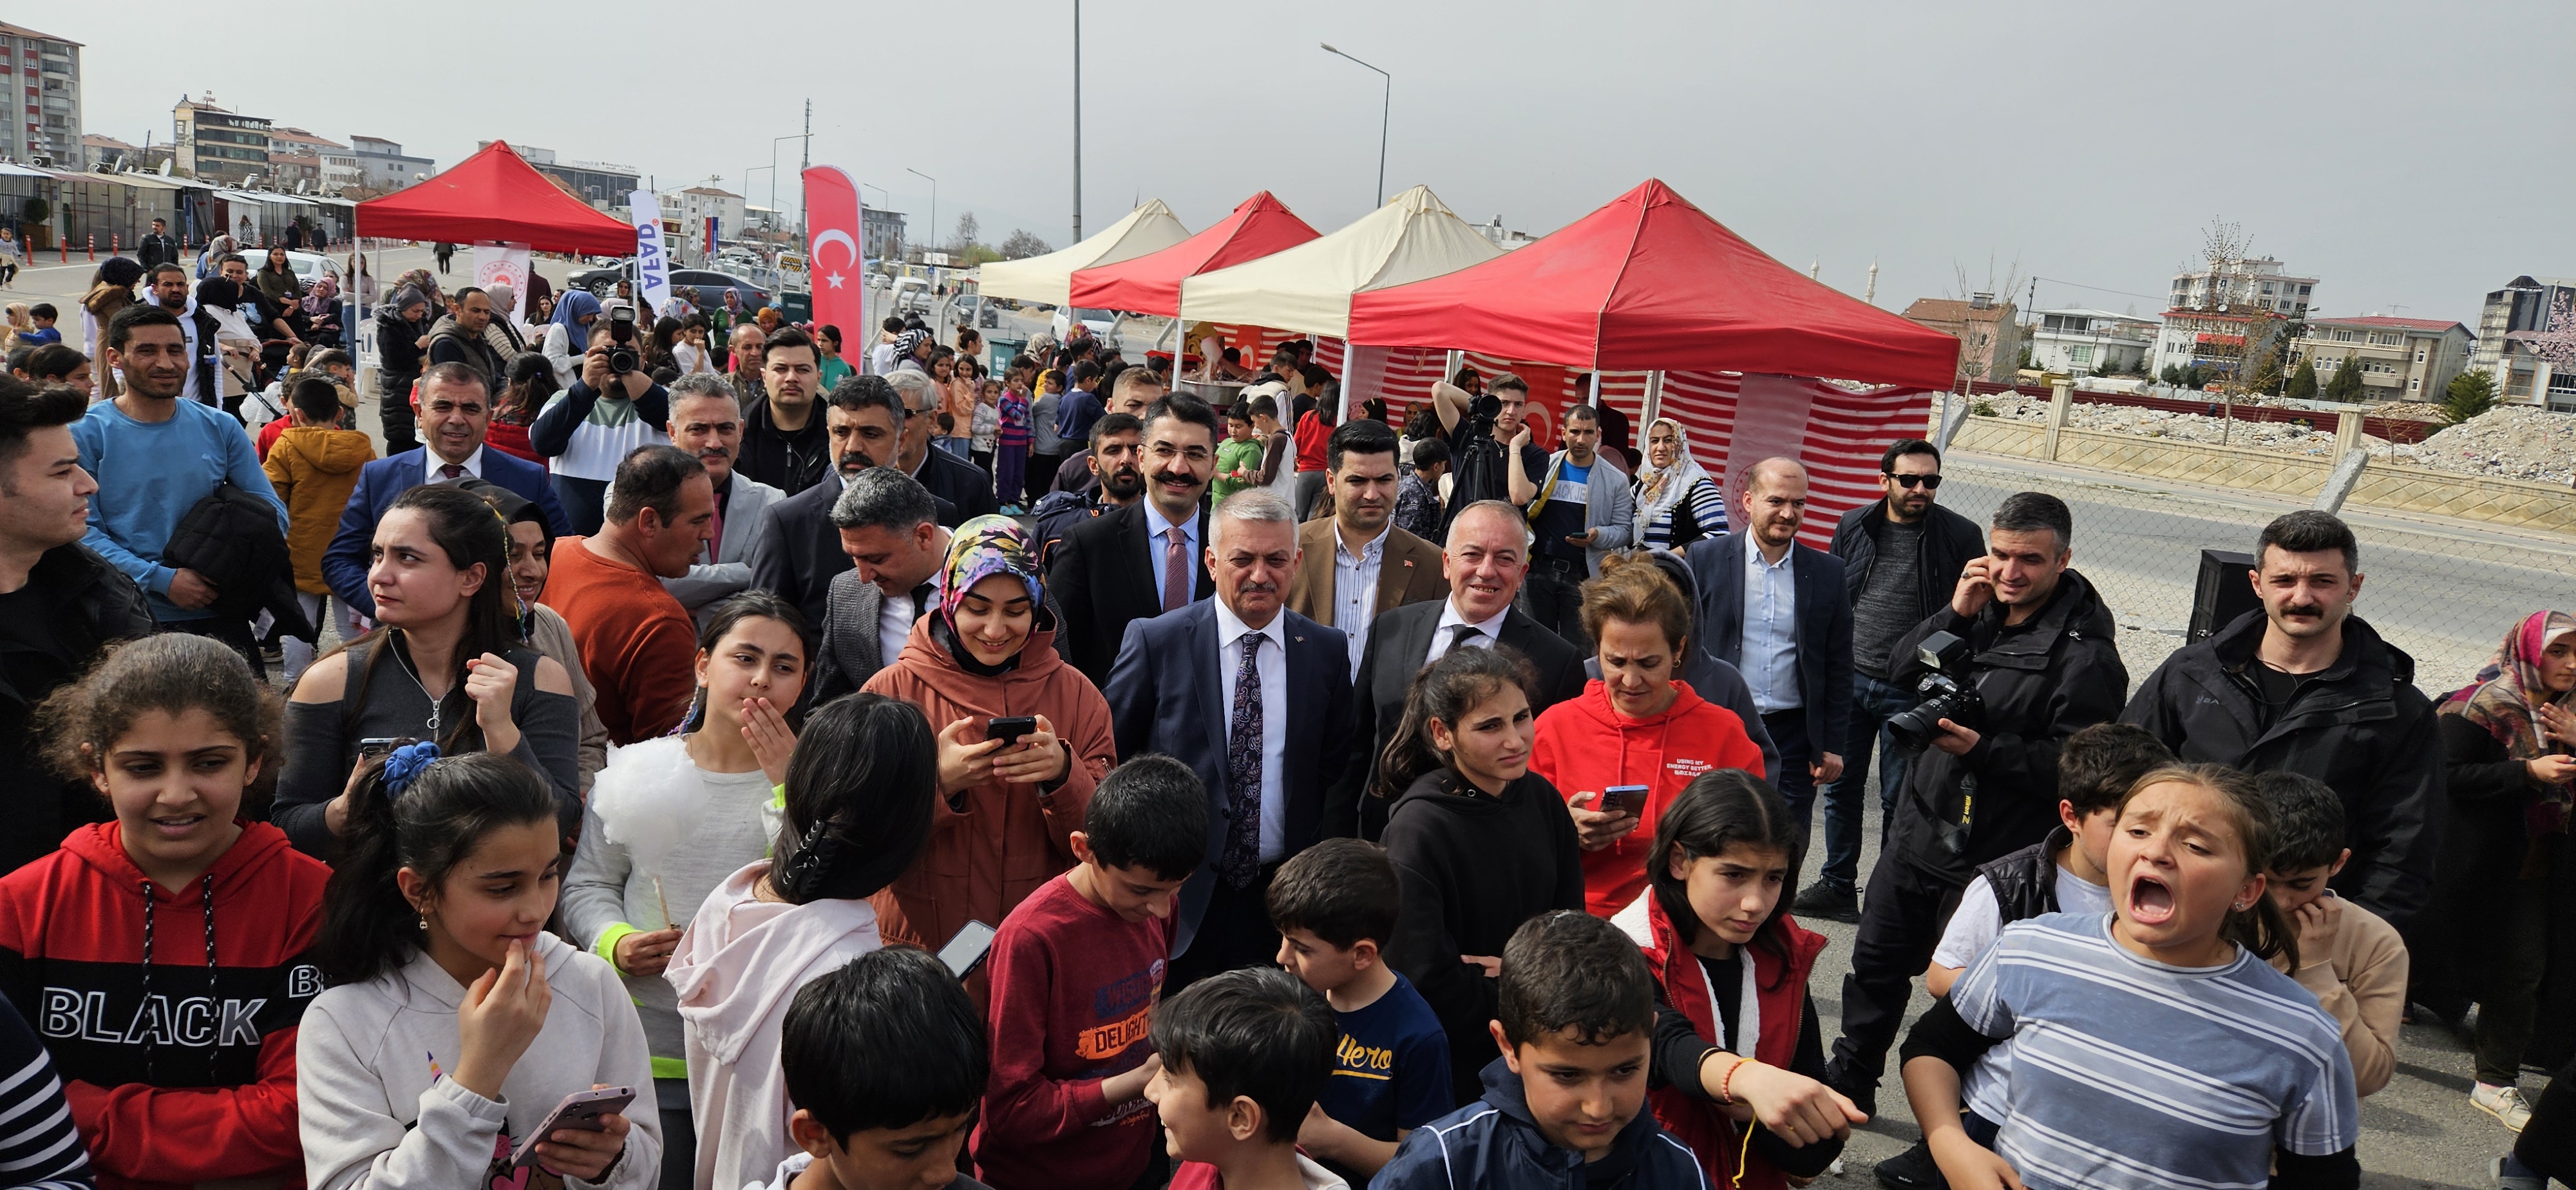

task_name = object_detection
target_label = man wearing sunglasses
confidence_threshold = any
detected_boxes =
[1793,439,1987,923]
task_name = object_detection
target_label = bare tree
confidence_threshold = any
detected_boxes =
[999,229,1052,259]
[1944,255,2026,391]
[2180,216,2289,442]
[952,212,981,253]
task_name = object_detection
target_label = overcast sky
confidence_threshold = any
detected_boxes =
[58,0,2576,326]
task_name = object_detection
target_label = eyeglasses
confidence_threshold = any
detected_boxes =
[1147,443,1213,465]
[1884,473,1943,490]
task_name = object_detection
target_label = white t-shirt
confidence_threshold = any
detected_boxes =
[1933,862,2112,1124]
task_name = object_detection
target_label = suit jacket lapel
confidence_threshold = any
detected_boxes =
[1194,507,1215,599]
[1281,618,1319,844]
[1378,535,1430,618]
[1296,522,1332,619]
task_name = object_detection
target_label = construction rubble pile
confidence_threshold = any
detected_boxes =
[1972,396,2576,487]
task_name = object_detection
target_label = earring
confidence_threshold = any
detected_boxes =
[417,914,429,931]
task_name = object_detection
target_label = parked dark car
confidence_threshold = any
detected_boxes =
[569,263,772,314]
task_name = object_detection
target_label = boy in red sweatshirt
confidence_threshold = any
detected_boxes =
[975,756,1209,1190]
[0,634,331,1190]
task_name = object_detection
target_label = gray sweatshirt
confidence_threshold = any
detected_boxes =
[296,932,661,1190]
[560,735,778,1072]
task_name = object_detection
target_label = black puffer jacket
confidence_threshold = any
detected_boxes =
[1831,498,1985,626]
[1886,568,2128,887]
[1977,824,2078,923]
[0,544,154,873]
[2121,610,2443,921]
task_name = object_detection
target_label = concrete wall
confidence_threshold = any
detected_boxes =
[1949,415,2576,534]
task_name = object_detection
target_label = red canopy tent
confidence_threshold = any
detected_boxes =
[1068,191,1321,315]
[1345,178,1957,391]
[354,140,637,257]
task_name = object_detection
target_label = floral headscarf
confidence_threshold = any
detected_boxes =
[940,514,1045,638]
[2440,609,2576,833]
[1633,417,1714,525]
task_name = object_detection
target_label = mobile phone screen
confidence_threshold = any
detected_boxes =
[938,920,998,979]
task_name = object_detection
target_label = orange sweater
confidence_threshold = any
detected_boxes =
[542,536,699,745]
[1530,679,1768,918]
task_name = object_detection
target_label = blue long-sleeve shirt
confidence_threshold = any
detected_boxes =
[72,397,289,623]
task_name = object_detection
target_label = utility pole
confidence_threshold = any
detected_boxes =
[1072,0,1083,241]
[799,98,811,265]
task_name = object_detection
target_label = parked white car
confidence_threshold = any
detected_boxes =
[1051,305,1122,354]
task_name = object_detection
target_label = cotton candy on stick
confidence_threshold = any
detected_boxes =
[590,738,706,930]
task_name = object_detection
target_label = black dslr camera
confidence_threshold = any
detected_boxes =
[605,305,638,375]
[1885,630,1984,753]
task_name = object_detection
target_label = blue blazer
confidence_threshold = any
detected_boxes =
[1104,600,1356,958]
[1684,532,1854,760]
[324,448,574,617]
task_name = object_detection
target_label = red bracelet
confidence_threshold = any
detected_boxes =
[1718,1057,1751,1104]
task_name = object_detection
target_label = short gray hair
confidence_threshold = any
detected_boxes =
[1448,498,1533,549]
[829,466,937,533]
[1213,489,1297,552]
[667,372,738,405]
[885,368,934,408]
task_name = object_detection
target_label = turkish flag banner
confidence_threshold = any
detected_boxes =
[805,166,866,337]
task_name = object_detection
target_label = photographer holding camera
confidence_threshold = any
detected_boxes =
[531,307,671,534]
[1820,491,2128,1115]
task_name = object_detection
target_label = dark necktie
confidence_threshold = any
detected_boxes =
[1222,634,1264,889]
[438,462,464,480]
[1162,527,1190,613]
[1444,623,1484,659]
[909,582,936,619]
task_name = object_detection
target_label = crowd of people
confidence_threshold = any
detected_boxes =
[0,254,2569,1190]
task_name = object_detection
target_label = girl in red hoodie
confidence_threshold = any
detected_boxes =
[0,634,331,1190]
[1530,554,1765,918]
[1642,770,1861,1190]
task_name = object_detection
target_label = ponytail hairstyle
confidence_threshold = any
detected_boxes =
[680,590,813,733]
[770,693,937,904]
[2114,764,2297,972]
[1374,645,1534,800]
[316,750,560,986]
[1647,770,1801,990]
[37,634,281,812]
[331,484,522,751]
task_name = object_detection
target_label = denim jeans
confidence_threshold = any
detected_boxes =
[1815,671,1917,894]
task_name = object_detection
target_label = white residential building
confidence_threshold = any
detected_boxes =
[2287,316,2475,403]
[2169,256,2316,318]
[2027,308,2156,375]
[662,186,746,262]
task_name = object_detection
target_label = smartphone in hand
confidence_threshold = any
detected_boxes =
[1598,785,1651,816]
[508,1086,635,1169]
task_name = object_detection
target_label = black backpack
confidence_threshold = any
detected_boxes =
[161,482,314,640]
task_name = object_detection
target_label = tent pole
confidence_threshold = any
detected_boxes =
[1642,370,1665,426]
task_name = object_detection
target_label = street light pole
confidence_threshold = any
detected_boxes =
[1320,42,1390,206]
[906,168,937,259]
[1072,0,1083,240]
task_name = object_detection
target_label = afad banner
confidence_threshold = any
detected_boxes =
[629,189,673,313]
[803,166,866,338]
[471,243,531,322]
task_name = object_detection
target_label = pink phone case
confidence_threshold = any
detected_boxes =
[509,1086,635,1169]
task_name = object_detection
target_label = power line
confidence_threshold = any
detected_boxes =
[2030,275,2172,303]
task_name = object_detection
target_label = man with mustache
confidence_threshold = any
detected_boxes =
[1102,487,1356,992]
[1048,392,1224,686]
[1326,500,1591,842]
[2121,510,2440,923]
[748,373,957,631]
[737,326,829,495]
[659,374,784,630]
[1285,419,1445,674]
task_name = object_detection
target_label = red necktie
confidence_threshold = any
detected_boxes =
[1162,527,1189,612]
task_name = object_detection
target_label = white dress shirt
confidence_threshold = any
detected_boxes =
[878,566,947,668]
[1144,502,1200,610]
[1331,522,1390,672]
[1744,543,1802,713]
[1425,598,1511,670]
[1213,598,1290,863]
[424,444,486,483]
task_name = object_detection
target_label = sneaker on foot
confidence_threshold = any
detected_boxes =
[1873,1139,1947,1189]
[2474,1082,2533,1131]
[1823,1057,1878,1119]
[1792,882,1861,924]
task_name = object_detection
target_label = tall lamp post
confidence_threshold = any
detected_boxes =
[1320,42,1390,207]
[906,168,938,258]
[1072,0,1083,240]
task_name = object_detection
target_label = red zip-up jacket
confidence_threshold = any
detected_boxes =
[1530,679,1767,918]
[0,820,330,1190]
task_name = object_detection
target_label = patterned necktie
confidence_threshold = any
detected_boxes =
[1222,634,1264,889]
[438,462,464,480]
[1162,525,1190,613]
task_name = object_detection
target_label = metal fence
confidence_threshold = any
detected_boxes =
[1937,450,2575,697]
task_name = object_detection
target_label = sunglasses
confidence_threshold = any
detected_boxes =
[1884,473,1943,490]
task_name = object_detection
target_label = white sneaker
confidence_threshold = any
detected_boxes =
[2473,1082,2533,1131]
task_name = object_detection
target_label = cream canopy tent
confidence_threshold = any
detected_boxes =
[974,200,1190,306]
[1177,185,1504,337]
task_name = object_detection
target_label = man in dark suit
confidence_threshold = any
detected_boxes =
[1684,457,1853,873]
[1328,498,1587,842]
[1047,392,1220,686]
[324,363,573,618]
[746,374,954,629]
[1285,420,1447,675]
[883,367,998,522]
[1104,488,1356,991]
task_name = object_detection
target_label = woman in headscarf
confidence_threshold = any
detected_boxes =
[372,284,433,453]
[542,288,603,388]
[80,257,145,399]
[301,270,343,348]
[857,514,1113,1008]
[2421,610,2576,1131]
[1629,417,1728,551]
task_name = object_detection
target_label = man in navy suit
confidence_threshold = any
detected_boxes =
[324,363,572,618]
[1104,488,1356,992]
[1685,457,1853,873]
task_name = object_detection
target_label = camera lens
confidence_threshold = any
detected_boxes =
[1886,703,1944,753]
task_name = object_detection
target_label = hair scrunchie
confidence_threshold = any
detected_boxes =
[383,742,442,799]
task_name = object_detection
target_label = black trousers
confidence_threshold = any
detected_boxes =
[379,373,419,456]
[1166,863,1282,995]
[1830,849,1967,1087]
[2516,1048,2576,1178]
